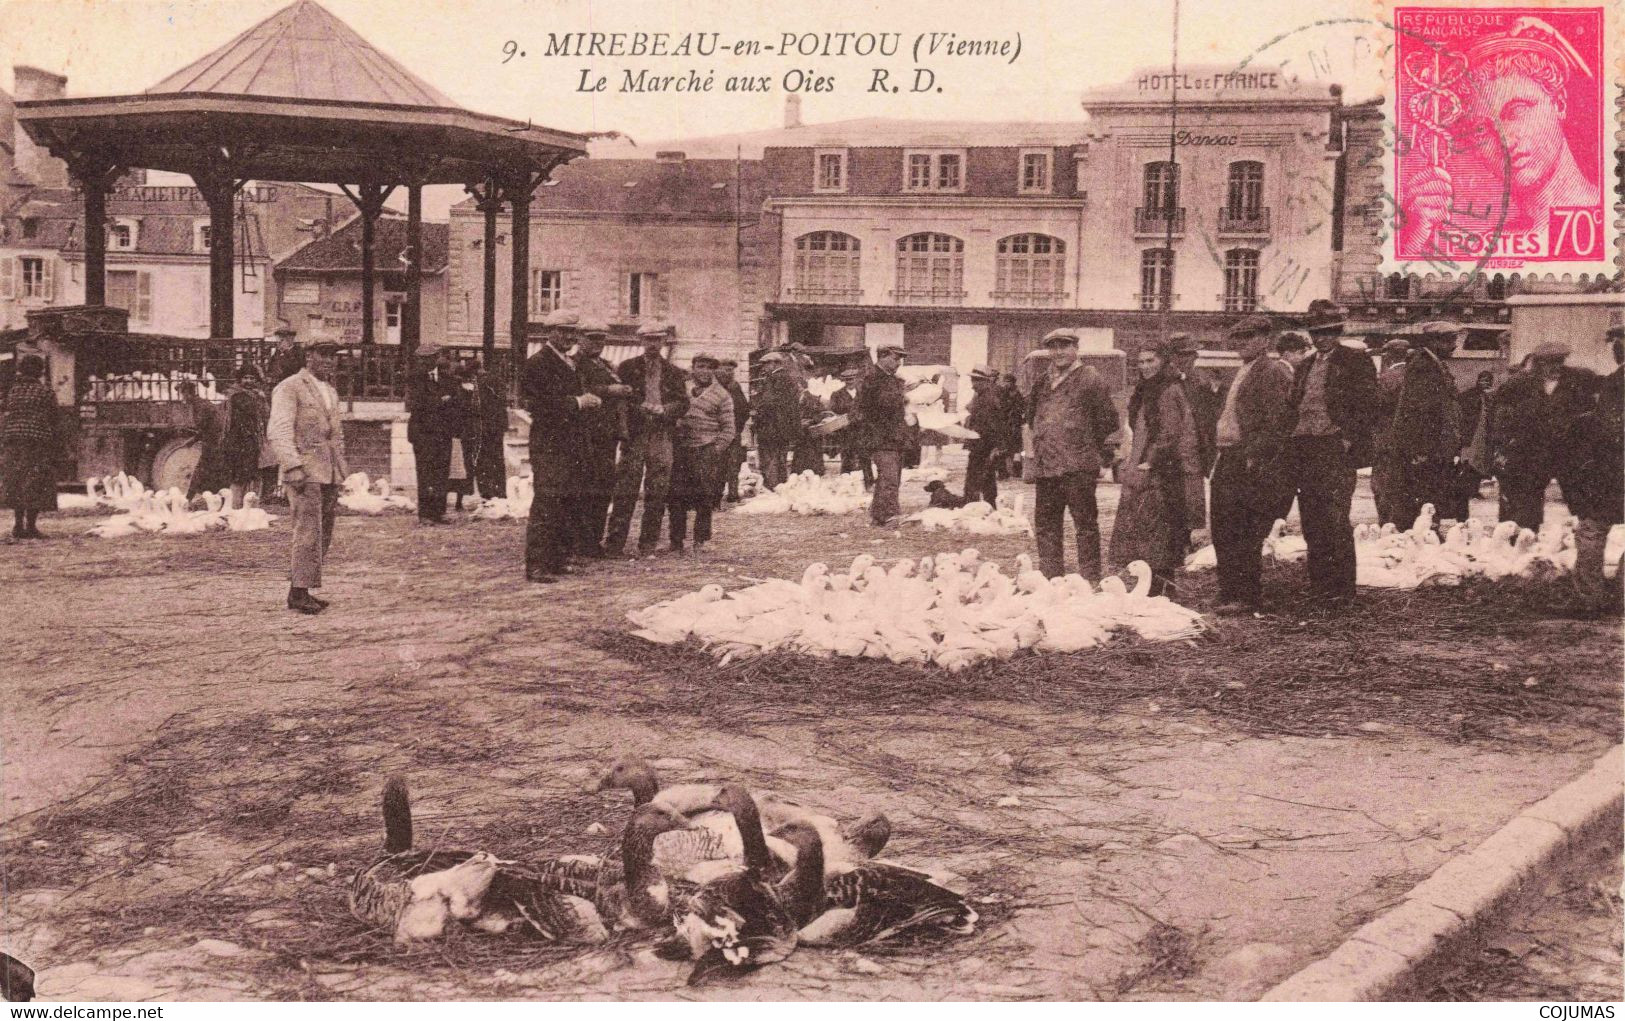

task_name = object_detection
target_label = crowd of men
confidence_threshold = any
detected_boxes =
[1021,301,1624,614]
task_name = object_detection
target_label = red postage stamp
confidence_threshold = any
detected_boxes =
[1393,7,1611,270]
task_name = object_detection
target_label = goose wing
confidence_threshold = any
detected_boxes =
[676,869,798,985]
[800,862,977,946]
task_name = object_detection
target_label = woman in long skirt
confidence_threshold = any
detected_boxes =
[1109,340,1204,598]
[222,365,270,509]
[0,355,61,539]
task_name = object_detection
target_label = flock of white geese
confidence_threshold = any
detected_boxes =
[349,762,974,985]
[629,551,1206,672]
[1186,506,1625,588]
[86,370,222,402]
[82,474,273,538]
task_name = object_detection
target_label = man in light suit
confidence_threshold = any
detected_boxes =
[268,338,348,614]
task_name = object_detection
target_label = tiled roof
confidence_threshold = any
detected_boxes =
[276,216,448,273]
[454,158,764,217]
[146,0,457,108]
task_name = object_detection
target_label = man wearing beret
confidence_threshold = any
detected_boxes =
[521,315,601,582]
[406,342,460,525]
[268,338,348,614]
[1027,329,1120,580]
[1286,300,1380,602]
[1490,341,1599,530]
[605,323,689,557]
[1210,316,1295,613]
[858,344,910,527]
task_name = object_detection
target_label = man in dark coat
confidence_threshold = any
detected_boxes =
[790,385,830,476]
[829,366,873,489]
[521,325,601,583]
[1027,330,1121,580]
[858,345,910,527]
[962,365,1005,506]
[1210,316,1296,613]
[1170,333,1220,480]
[1386,322,1462,529]
[1371,339,1412,526]
[997,373,1025,479]
[751,352,801,491]
[474,364,509,501]
[1490,342,1599,530]
[715,357,750,504]
[605,324,689,557]
[573,320,633,556]
[1286,300,1381,601]
[406,344,460,525]
[1568,327,1623,608]
[267,329,304,385]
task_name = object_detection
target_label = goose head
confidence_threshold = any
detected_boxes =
[1015,552,1034,574]
[843,811,893,858]
[888,558,916,579]
[1098,575,1129,597]
[1125,561,1153,598]
[1492,520,1519,544]
[916,556,934,578]
[698,584,726,602]
[707,784,775,871]
[800,563,830,589]
[959,548,981,567]
[849,553,876,577]
[596,756,661,805]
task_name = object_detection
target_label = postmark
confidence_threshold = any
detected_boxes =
[1391,6,1614,272]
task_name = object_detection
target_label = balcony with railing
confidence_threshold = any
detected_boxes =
[782,287,865,303]
[1134,206,1186,237]
[1218,292,1260,313]
[1134,292,1179,312]
[990,289,1071,307]
[1217,206,1271,236]
[890,288,968,306]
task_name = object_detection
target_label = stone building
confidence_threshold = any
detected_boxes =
[273,215,449,347]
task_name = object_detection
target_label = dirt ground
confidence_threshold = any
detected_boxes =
[2,463,1620,1001]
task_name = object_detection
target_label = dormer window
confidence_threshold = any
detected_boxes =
[1019,149,1052,193]
[814,148,847,193]
[903,150,966,193]
[108,218,138,251]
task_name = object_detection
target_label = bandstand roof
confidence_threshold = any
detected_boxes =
[15,0,586,186]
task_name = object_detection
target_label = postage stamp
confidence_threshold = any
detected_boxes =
[1390,6,1615,272]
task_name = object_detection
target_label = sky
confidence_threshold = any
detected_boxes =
[0,0,1393,217]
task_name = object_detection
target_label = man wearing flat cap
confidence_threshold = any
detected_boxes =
[1286,300,1381,601]
[668,353,736,553]
[406,342,461,525]
[605,323,689,557]
[1386,322,1463,529]
[572,320,633,556]
[268,338,348,614]
[857,344,910,527]
[1027,329,1120,580]
[828,365,873,490]
[751,351,801,492]
[963,366,1005,506]
[521,313,601,583]
[1369,338,1412,525]
[1209,315,1295,613]
[1168,333,1220,491]
[1490,340,1598,529]
[713,357,751,505]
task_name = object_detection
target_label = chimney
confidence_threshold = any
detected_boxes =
[784,94,803,129]
[13,66,69,188]
[654,150,685,164]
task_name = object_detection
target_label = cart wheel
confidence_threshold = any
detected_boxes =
[151,438,201,494]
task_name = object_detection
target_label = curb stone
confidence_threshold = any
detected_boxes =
[1262,744,1623,1001]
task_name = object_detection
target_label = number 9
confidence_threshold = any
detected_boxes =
[502,40,519,63]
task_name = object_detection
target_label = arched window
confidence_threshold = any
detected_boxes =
[894,233,965,305]
[994,234,1067,306]
[791,231,862,301]
[1223,249,1260,312]
[1139,248,1174,311]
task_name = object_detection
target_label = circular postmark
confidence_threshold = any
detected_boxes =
[1183,17,1518,310]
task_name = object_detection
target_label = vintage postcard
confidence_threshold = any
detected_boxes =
[0,0,1620,1009]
